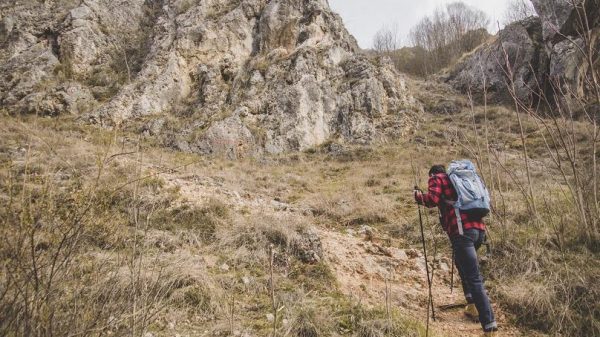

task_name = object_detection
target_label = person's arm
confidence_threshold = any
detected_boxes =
[414,176,442,208]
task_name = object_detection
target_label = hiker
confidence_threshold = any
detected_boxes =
[414,164,498,335]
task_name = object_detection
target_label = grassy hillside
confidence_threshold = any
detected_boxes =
[1,87,598,336]
[0,115,438,336]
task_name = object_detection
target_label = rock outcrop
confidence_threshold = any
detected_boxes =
[447,17,547,104]
[531,0,600,43]
[447,0,599,109]
[533,0,600,109]
[0,0,420,156]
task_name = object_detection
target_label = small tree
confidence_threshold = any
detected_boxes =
[405,1,489,76]
[503,0,537,25]
[373,25,399,53]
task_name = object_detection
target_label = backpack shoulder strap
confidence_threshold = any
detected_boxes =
[434,175,455,206]
[455,207,464,235]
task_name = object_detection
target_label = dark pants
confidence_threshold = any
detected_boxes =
[451,228,497,331]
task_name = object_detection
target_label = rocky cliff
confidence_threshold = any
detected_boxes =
[0,0,420,156]
[447,16,547,105]
[446,0,599,110]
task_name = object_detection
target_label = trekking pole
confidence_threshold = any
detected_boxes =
[410,156,435,334]
[415,187,435,335]
[450,249,455,293]
[423,199,438,322]
[415,190,429,336]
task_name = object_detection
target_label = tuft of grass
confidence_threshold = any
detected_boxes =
[182,285,214,312]
[290,308,321,337]
[153,198,229,242]
[334,299,432,337]
[288,262,336,292]
[365,177,381,187]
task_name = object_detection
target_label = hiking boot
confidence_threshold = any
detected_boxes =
[483,326,498,336]
[464,303,479,322]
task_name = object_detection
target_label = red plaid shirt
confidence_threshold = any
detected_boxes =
[415,173,485,237]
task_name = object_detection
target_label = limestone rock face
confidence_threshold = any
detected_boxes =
[538,0,600,108]
[0,0,147,116]
[447,17,548,104]
[0,0,420,155]
[447,0,599,108]
[531,0,599,104]
[531,0,585,42]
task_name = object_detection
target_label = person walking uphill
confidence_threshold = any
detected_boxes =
[414,164,498,335]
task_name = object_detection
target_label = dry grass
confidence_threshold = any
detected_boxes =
[0,115,440,336]
[1,96,598,336]
[419,105,600,337]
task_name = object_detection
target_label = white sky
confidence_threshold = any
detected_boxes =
[328,0,511,49]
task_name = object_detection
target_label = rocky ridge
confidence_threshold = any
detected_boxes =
[0,0,420,156]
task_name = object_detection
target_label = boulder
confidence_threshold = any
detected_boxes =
[194,114,256,159]
[0,16,14,42]
[292,229,323,264]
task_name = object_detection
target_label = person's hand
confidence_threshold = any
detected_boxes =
[413,187,422,200]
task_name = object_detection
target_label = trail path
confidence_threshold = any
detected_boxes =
[154,167,525,337]
[320,230,523,337]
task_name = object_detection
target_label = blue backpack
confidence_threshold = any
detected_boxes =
[447,160,491,235]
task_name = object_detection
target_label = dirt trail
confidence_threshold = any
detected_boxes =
[156,168,524,337]
[320,230,522,337]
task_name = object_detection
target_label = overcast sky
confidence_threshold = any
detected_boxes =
[328,0,511,49]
